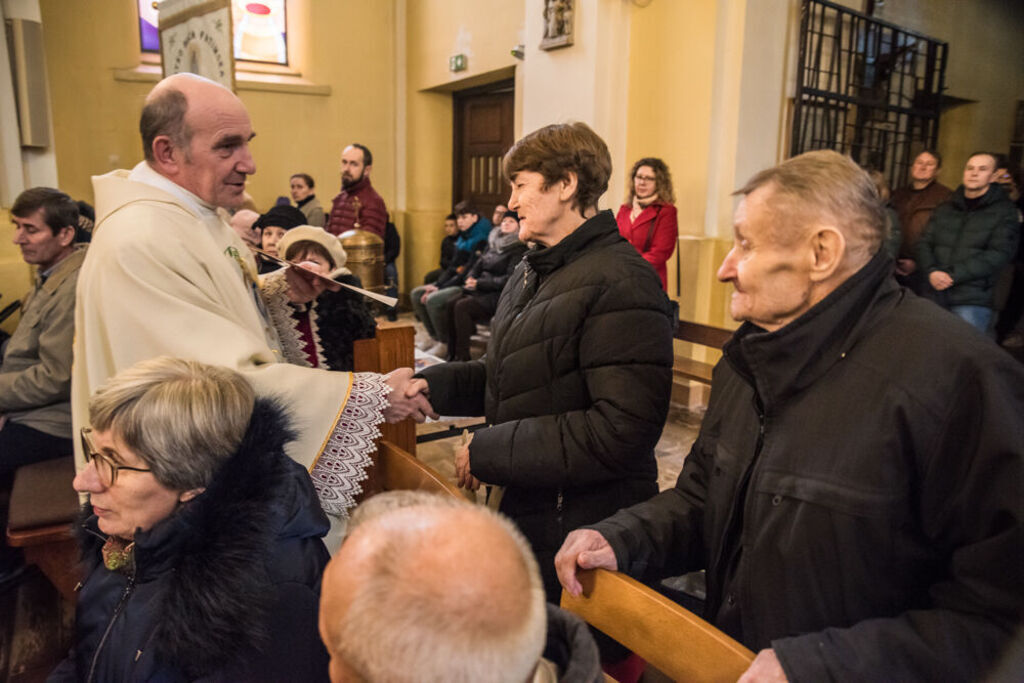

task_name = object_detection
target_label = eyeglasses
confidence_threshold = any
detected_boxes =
[80,427,152,486]
[634,174,657,183]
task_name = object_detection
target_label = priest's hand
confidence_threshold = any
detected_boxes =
[383,368,438,423]
[285,263,341,303]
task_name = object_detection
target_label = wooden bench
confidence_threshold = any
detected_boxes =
[6,322,419,600]
[561,568,754,682]
[6,455,80,600]
[358,439,463,500]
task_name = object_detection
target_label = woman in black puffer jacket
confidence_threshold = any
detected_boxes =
[418,122,674,601]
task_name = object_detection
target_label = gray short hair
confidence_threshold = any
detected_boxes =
[736,150,885,262]
[335,492,547,682]
[88,357,255,491]
[139,86,192,163]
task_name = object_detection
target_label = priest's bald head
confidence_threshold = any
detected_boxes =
[139,73,256,209]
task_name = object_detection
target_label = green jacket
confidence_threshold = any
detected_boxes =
[0,245,86,437]
[916,184,1020,307]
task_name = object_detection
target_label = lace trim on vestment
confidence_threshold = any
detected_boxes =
[309,372,388,516]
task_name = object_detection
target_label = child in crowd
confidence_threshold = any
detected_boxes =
[262,226,376,370]
[423,213,459,284]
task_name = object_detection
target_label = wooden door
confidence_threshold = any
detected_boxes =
[453,80,515,218]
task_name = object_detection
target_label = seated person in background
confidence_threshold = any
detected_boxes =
[1,187,85,575]
[492,202,509,227]
[254,204,308,273]
[52,357,330,682]
[319,490,603,683]
[866,168,902,258]
[229,208,261,252]
[616,157,679,291]
[916,151,1020,333]
[445,210,527,361]
[556,150,1024,682]
[422,213,458,285]
[291,173,327,227]
[891,149,951,292]
[263,226,376,371]
[411,200,492,356]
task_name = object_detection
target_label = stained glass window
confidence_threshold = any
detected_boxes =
[137,0,288,66]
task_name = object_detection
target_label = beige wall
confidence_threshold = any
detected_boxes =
[37,0,397,213]
[402,0,523,288]
[0,206,31,335]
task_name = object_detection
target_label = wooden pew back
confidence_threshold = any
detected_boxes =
[561,568,754,682]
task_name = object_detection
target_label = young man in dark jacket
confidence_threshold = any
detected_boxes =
[916,151,1020,333]
[556,151,1024,683]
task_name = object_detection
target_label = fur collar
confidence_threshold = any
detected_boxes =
[78,398,328,678]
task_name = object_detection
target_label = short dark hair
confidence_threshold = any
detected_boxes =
[350,143,372,167]
[966,151,998,168]
[453,200,478,217]
[503,122,611,214]
[291,173,315,189]
[139,87,192,163]
[12,187,79,235]
[915,149,942,168]
[445,213,456,222]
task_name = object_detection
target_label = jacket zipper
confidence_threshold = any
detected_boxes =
[86,570,137,683]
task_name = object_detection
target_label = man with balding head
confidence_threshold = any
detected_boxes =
[319,491,602,683]
[74,74,434,528]
[556,150,1024,681]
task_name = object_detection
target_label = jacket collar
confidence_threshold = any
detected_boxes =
[36,245,86,294]
[724,249,899,413]
[337,175,372,197]
[949,182,1009,210]
[526,210,620,276]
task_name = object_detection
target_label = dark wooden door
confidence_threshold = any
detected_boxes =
[453,80,515,217]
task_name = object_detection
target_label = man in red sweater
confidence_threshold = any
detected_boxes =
[326,143,387,239]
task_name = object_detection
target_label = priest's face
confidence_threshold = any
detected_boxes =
[180,91,257,209]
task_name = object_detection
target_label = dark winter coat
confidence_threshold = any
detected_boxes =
[591,251,1024,682]
[48,400,331,683]
[535,605,604,683]
[421,211,674,600]
[436,217,493,289]
[462,238,528,310]
[915,183,1020,307]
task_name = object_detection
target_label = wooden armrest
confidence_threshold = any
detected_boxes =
[561,569,754,682]
[7,456,79,535]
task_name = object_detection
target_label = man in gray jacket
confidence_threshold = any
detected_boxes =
[1,187,83,471]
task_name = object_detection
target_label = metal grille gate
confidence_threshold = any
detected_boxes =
[791,0,948,189]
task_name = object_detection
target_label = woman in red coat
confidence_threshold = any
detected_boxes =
[615,157,678,291]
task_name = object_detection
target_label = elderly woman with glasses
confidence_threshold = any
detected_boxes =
[50,357,330,683]
[615,157,679,292]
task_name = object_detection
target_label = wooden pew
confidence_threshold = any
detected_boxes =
[363,439,462,499]
[6,456,80,600]
[561,568,754,683]
[673,319,734,386]
[7,321,419,600]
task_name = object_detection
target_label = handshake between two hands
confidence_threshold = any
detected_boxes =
[382,368,437,424]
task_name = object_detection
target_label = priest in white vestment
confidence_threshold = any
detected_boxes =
[72,74,434,524]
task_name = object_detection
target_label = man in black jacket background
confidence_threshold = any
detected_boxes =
[556,150,1023,682]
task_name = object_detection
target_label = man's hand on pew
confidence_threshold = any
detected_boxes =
[383,368,438,423]
[737,649,788,683]
[555,529,618,597]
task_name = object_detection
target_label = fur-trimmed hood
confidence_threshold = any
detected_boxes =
[71,398,330,681]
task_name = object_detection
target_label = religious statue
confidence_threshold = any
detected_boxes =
[540,0,574,50]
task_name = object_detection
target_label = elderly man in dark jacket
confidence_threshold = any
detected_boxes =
[556,150,1024,682]
[916,151,1020,333]
[412,123,674,602]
